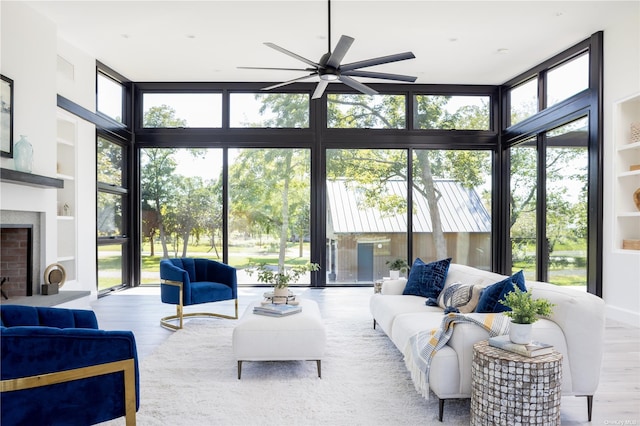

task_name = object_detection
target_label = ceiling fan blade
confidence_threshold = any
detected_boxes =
[340,51,416,72]
[339,75,379,96]
[312,80,330,99]
[238,66,314,72]
[264,42,322,69]
[261,73,318,91]
[325,35,354,68]
[341,70,417,82]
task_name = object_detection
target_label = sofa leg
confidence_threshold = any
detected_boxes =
[586,395,593,422]
[373,319,377,329]
[438,398,444,421]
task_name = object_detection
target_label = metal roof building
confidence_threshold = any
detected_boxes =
[326,179,491,235]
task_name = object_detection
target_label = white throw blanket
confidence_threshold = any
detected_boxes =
[404,312,510,399]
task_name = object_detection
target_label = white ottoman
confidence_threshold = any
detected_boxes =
[232,298,327,379]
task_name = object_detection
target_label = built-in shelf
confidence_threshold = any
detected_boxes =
[56,108,78,284]
[0,168,64,189]
[617,141,640,152]
[56,173,74,181]
[613,93,640,251]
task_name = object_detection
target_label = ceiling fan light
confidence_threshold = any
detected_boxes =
[320,73,339,81]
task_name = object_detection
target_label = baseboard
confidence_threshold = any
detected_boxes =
[605,304,640,327]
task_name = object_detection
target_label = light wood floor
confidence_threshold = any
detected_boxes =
[91,286,640,425]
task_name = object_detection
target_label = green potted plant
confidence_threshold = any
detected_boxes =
[386,258,409,279]
[500,284,554,344]
[248,262,320,298]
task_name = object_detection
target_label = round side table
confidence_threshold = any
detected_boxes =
[470,340,563,425]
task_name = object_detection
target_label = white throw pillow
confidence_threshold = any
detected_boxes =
[437,281,482,314]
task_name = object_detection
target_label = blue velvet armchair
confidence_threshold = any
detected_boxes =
[0,305,139,426]
[160,258,238,330]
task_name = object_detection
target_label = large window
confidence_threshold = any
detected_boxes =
[97,136,128,291]
[228,148,312,284]
[139,148,223,284]
[412,150,492,269]
[545,118,588,286]
[510,139,538,281]
[508,120,588,288]
[326,149,408,284]
[96,64,132,293]
[503,34,598,291]
[123,33,602,294]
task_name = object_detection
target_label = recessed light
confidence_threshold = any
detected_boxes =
[186,35,196,39]
[121,34,130,39]
[449,37,458,43]
[497,48,509,54]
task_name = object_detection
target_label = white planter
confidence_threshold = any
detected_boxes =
[509,322,533,344]
[273,286,289,299]
[389,270,400,280]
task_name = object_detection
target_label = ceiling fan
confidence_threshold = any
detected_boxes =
[238,0,417,99]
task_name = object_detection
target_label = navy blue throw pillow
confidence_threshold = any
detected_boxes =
[403,258,452,299]
[475,270,527,313]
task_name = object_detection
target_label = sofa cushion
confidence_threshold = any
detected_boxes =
[437,281,482,314]
[403,258,451,299]
[475,270,526,313]
[370,295,440,339]
[389,311,447,352]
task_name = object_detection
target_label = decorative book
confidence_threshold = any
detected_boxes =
[488,335,554,357]
[253,304,302,317]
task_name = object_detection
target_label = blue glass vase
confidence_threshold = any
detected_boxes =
[14,135,33,173]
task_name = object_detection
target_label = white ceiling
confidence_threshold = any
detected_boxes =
[24,1,637,86]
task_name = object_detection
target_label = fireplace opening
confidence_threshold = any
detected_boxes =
[0,226,34,298]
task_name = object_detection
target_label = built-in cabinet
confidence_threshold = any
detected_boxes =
[613,93,640,252]
[56,108,77,284]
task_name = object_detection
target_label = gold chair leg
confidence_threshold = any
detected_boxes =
[160,298,239,331]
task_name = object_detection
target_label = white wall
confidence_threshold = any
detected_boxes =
[1,2,97,298]
[0,1,58,268]
[0,3,57,177]
[602,9,640,326]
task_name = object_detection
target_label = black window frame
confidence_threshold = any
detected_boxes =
[95,62,134,295]
[499,31,602,295]
[117,32,602,296]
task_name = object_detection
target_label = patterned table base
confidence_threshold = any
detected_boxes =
[471,340,563,425]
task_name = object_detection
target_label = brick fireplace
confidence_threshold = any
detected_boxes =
[0,226,33,297]
[0,211,43,299]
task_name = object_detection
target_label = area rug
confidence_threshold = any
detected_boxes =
[102,301,470,425]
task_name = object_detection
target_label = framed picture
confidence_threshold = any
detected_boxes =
[1,74,14,158]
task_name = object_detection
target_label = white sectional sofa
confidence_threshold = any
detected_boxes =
[369,263,605,422]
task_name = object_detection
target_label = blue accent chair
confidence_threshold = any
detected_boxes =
[0,305,139,426]
[160,258,238,330]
